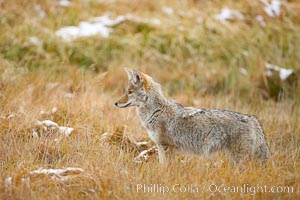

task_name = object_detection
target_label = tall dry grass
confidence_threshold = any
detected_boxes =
[0,0,300,199]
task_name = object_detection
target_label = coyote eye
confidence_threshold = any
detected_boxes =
[128,90,133,94]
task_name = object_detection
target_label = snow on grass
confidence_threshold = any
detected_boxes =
[34,5,46,18]
[59,0,72,7]
[256,15,266,26]
[64,92,75,98]
[7,113,15,119]
[29,167,84,181]
[21,177,30,184]
[55,14,160,41]
[36,120,59,128]
[51,107,57,114]
[58,126,74,137]
[32,130,39,138]
[162,6,174,16]
[134,146,158,163]
[35,119,74,137]
[5,177,12,186]
[261,0,281,17]
[90,15,126,26]
[135,141,148,147]
[100,132,111,140]
[265,63,294,80]
[28,36,41,46]
[55,23,111,41]
[240,67,248,76]
[39,110,47,115]
[30,167,84,175]
[55,14,126,41]
[214,7,244,22]
[4,168,83,186]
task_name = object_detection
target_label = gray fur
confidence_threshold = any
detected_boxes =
[115,69,270,164]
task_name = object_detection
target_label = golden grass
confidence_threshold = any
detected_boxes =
[1,0,300,199]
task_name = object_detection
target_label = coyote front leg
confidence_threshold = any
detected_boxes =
[157,144,176,164]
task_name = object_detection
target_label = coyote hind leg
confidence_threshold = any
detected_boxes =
[253,143,270,165]
[226,137,255,164]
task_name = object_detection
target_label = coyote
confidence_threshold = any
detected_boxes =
[115,68,270,164]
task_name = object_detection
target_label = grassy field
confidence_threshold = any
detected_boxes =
[1,0,300,199]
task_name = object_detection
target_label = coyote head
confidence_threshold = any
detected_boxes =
[115,68,150,108]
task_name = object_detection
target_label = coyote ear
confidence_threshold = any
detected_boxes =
[124,67,132,80]
[132,69,143,84]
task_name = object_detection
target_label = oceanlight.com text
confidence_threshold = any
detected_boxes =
[136,183,294,195]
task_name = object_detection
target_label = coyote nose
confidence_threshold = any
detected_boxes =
[114,102,118,106]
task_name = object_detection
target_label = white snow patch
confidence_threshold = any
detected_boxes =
[38,107,57,115]
[59,0,72,7]
[34,5,46,18]
[51,107,58,114]
[30,167,84,175]
[21,177,30,183]
[265,63,293,80]
[88,189,96,193]
[29,36,41,46]
[55,14,126,41]
[240,67,248,75]
[55,23,110,41]
[56,14,160,41]
[7,113,15,119]
[64,92,75,98]
[266,70,273,77]
[30,167,83,181]
[100,132,111,140]
[243,51,249,57]
[162,7,174,15]
[134,146,158,163]
[58,126,74,137]
[261,0,281,17]
[90,15,126,26]
[135,141,148,147]
[35,120,74,137]
[5,177,12,185]
[215,7,244,22]
[256,15,266,26]
[36,120,59,128]
[40,110,47,115]
[32,130,39,138]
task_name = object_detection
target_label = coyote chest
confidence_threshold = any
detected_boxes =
[136,108,171,144]
[147,130,160,143]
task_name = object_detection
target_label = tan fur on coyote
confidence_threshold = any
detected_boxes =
[115,68,270,164]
